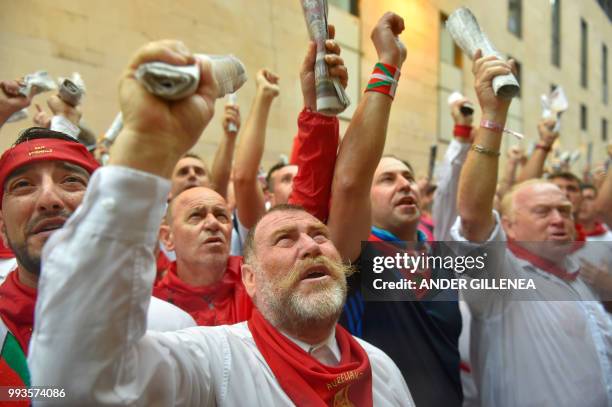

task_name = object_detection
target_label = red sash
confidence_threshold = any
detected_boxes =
[582,222,608,237]
[248,309,373,407]
[152,257,253,326]
[0,270,35,354]
[507,241,578,281]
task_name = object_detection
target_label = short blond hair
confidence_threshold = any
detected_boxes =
[500,179,555,219]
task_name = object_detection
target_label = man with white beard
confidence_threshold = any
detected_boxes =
[28,14,414,406]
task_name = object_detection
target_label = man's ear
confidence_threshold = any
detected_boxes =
[0,211,9,248]
[501,215,516,240]
[159,223,175,251]
[241,263,256,299]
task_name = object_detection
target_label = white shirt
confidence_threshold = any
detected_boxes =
[0,258,17,283]
[451,212,612,407]
[29,166,413,406]
[432,138,470,242]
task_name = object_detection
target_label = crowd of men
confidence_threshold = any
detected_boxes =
[0,10,610,407]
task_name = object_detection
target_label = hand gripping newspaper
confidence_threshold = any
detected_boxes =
[300,0,350,115]
[5,71,56,123]
[100,54,248,164]
[446,7,520,99]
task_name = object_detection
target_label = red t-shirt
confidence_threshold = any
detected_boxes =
[153,256,253,326]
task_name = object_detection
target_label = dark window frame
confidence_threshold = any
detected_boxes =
[580,19,588,88]
[551,0,561,67]
[508,0,523,38]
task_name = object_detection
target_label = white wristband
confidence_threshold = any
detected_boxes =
[50,115,80,139]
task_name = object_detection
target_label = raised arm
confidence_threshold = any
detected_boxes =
[457,50,515,242]
[210,104,240,198]
[515,119,558,183]
[287,25,346,223]
[432,98,473,241]
[497,146,525,199]
[594,165,612,228]
[29,40,219,405]
[233,70,279,228]
[327,12,406,262]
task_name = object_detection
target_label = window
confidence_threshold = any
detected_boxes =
[603,44,609,104]
[328,0,358,16]
[580,104,588,131]
[551,0,561,67]
[508,0,522,38]
[603,118,609,142]
[580,19,588,88]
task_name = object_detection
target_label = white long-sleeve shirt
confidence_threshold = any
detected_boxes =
[29,166,413,406]
[432,138,470,242]
[451,212,612,407]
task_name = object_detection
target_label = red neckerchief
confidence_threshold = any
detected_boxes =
[507,240,578,281]
[155,250,171,283]
[581,222,608,237]
[152,257,253,326]
[0,270,36,354]
[247,309,373,407]
[368,233,432,299]
[0,239,14,259]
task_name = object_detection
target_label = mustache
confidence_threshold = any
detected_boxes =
[281,256,354,289]
[25,209,72,236]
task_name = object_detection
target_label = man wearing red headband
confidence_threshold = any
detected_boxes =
[0,128,195,393]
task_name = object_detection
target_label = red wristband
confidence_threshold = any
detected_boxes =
[365,62,401,99]
[453,124,472,139]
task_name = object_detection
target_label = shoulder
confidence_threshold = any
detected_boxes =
[147,297,197,331]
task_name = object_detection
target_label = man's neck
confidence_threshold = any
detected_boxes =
[281,316,337,346]
[375,222,418,242]
[16,266,38,289]
[579,218,597,233]
[176,257,227,287]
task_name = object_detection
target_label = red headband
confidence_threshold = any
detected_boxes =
[0,138,100,207]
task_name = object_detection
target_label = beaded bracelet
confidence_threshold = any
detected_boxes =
[471,144,500,157]
[365,62,400,99]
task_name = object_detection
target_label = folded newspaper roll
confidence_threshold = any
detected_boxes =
[540,86,568,133]
[58,72,86,107]
[301,0,350,115]
[6,71,57,123]
[446,7,519,99]
[135,54,247,100]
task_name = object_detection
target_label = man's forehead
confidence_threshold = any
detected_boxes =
[376,157,412,176]
[174,187,227,209]
[273,165,298,178]
[175,157,205,171]
[7,160,88,181]
[255,210,323,238]
[516,183,570,207]
[550,177,579,188]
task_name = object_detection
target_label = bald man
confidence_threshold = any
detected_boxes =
[154,187,252,325]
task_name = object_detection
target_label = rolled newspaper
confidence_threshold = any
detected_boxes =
[300,0,350,115]
[226,93,238,133]
[100,112,123,165]
[541,85,568,133]
[446,7,519,99]
[135,54,247,100]
[58,72,86,107]
[6,71,56,123]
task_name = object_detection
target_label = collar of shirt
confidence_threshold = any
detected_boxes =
[280,329,341,366]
